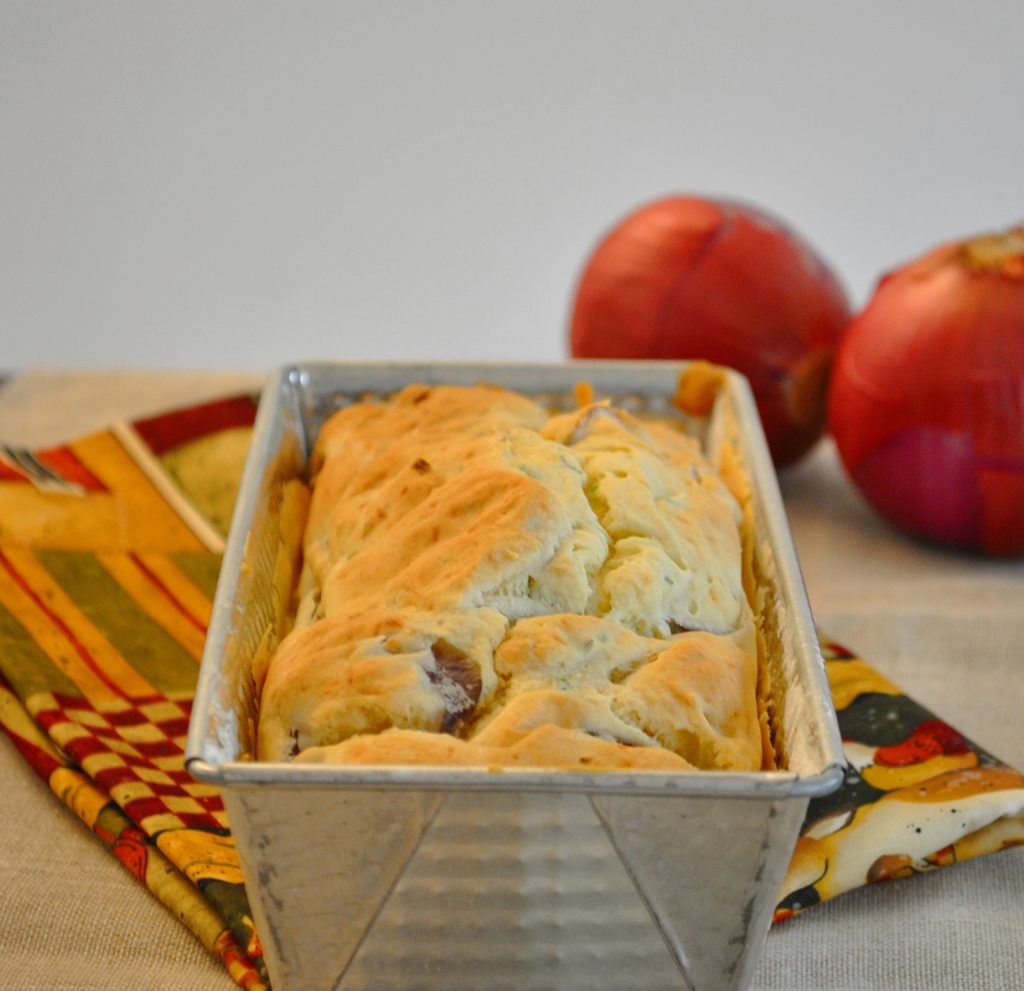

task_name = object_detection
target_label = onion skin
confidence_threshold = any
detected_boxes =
[569,196,852,466]
[829,228,1024,556]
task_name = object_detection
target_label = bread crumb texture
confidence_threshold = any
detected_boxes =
[258,384,761,772]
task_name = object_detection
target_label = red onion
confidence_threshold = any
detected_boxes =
[569,195,852,466]
[829,227,1024,555]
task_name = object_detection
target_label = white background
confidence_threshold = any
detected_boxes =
[2,1,1022,371]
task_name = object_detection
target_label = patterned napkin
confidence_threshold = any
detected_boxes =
[1,392,1022,986]
[774,639,1024,922]
[0,396,266,989]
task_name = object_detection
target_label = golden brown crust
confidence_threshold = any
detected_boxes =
[257,383,762,773]
[258,605,508,761]
[294,724,696,772]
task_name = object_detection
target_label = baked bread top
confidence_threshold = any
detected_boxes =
[257,382,762,772]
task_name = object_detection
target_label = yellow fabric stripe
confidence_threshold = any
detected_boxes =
[135,552,213,630]
[50,766,111,831]
[1,549,156,700]
[158,829,245,887]
[0,684,67,764]
[0,432,207,552]
[96,552,206,662]
[826,657,902,711]
[76,432,210,551]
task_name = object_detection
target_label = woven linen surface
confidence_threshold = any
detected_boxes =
[1,779,234,991]
[1,372,1023,991]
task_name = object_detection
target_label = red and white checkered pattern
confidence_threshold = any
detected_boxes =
[31,691,227,835]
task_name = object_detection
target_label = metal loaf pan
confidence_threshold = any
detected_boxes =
[186,361,844,991]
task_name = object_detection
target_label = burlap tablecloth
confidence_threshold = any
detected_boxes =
[1,370,1021,991]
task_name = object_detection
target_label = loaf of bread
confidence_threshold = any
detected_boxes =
[256,382,763,772]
